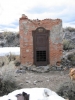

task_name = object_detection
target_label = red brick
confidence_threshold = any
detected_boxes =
[19,15,63,66]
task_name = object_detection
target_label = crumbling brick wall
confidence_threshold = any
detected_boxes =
[19,14,63,66]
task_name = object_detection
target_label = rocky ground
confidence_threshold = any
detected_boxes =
[0,58,75,100]
[0,61,70,91]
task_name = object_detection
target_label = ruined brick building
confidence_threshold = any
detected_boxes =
[19,14,63,67]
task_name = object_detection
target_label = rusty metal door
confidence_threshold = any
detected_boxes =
[32,27,50,66]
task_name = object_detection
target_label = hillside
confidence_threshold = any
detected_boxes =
[0,32,19,47]
[0,27,75,48]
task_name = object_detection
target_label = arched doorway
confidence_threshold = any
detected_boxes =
[32,27,50,66]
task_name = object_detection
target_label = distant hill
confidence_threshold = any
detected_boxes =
[0,27,75,48]
[0,32,19,47]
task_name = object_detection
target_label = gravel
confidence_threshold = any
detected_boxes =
[0,61,75,100]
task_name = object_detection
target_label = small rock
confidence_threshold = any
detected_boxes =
[56,65,63,71]
[26,80,31,83]
[33,80,43,85]
[30,66,50,73]
[47,80,49,82]
[16,69,26,73]
[15,75,17,77]
[50,66,57,71]
[19,83,24,86]
[33,80,38,85]
[57,67,62,71]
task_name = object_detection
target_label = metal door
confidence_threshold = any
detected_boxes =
[32,27,49,66]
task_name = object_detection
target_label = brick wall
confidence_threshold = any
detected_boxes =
[19,14,63,66]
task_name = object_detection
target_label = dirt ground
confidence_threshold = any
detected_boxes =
[0,61,71,91]
[0,61,75,100]
[16,70,71,91]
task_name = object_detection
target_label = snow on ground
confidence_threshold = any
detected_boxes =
[0,47,20,56]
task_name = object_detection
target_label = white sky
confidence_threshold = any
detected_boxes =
[0,0,75,32]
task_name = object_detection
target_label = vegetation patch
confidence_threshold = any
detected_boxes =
[63,39,74,50]
[0,79,19,96]
[67,52,75,66]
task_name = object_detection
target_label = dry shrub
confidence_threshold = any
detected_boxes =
[14,55,21,66]
[0,56,9,67]
[14,60,21,66]
[0,79,18,96]
[68,53,75,61]
[67,53,75,66]
[0,65,20,96]
[7,53,18,62]
[57,82,75,100]
[65,27,75,32]
[63,39,74,50]
[0,60,4,67]
[16,33,19,38]
[0,42,4,47]
[6,54,20,66]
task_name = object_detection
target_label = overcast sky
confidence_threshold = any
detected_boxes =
[0,0,75,32]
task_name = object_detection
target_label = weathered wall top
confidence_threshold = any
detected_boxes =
[20,14,62,29]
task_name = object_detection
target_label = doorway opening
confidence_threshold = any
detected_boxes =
[32,27,50,66]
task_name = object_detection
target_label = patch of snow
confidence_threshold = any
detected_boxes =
[0,47,20,56]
